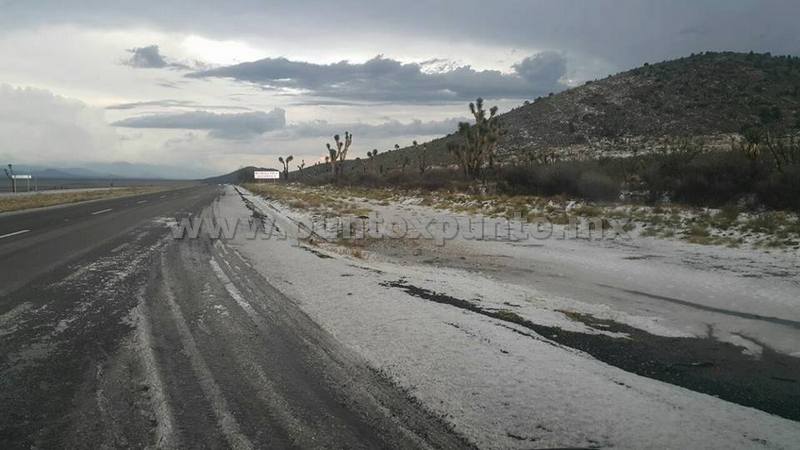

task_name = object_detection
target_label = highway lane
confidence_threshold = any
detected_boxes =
[0,185,468,448]
[0,186,197,242]
[0,187,188,235]
[0,185,209,299]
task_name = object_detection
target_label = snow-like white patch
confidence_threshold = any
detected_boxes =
[151,216,178,228]
[219,185,800,449]
[0,302,34,337]
[209,257,260,320]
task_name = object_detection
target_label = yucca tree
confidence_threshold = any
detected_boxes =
[278,155,294,180]
[763,132,800,173]
[401,156,410,174]
[367,149,379,174]
[447,98,503,178]
[325,132,353,179]
[413,140,429,174]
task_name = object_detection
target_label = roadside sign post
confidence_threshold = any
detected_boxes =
[13,174,32,192]
[253,170,280,182]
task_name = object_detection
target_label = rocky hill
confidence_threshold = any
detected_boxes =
[309,51,800,176]
[495,51,800,160]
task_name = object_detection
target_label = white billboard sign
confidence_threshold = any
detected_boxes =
[254,170,280,180]
[12,174,32,180]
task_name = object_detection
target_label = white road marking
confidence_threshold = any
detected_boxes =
[160,195,167,199]
[0,229,31,239]
[91,208,113,215]
[137,200,148,204]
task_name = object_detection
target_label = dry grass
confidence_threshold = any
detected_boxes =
[0,186,169,213]
[243,182,800,250]
[243,183,374,217]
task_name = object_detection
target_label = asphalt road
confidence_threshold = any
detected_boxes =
[0,185,468,449]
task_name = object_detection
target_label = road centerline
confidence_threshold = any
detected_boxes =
[0,229,31,239]
[91,208,113,215]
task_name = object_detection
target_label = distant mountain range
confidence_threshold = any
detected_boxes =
[6,162,212,180]
[5,166,117,179]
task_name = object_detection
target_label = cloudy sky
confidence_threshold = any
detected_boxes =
[1,0,798,178]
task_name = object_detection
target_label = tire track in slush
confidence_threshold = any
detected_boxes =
[131,290,177,449]
[159,253,254,450]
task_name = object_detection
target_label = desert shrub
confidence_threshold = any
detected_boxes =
[416,168,467,191]
[577,171,620,201]
[497,166,541,195]
[712,205,741,229]
[635,150,800,211]
[300,148,800,212]
[537,164,583,196]
[756,164,800,210]
[670,152,757,205]
[328,167,471,192]
[638,150,757,206]
[497,162,620,201]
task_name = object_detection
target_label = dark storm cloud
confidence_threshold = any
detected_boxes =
[112,109,286,139]
[3,1,798,76]
[187,52,568,101]
[513,53,567,87]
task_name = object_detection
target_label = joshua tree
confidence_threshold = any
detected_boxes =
[401,156,411,174]
[394,144,400,152]
[732,130,762,162]
[354,157,365,174]
[367,149,379,174]
[296,159,306,173]
[413,140,429,174]
[278,155,294,180]
[762,131,800,173]
[326,132,353,178]
[447,98,503,178]
[3,164,16,193]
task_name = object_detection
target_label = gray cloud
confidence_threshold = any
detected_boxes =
[126,45,168,68]
[4,1,798,77]
[106,99,252,111]
[187,52,568,102]
[107,99,195,110]
[0,83,119,164]
[275,117,467,140]
[513,52,567,87]
[124,45,193,70]
[112,109,286,139]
